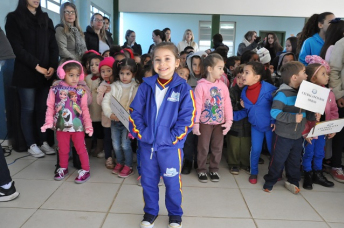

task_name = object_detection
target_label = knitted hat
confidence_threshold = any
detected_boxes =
[257,48,271,65]
[305,55,330,74]
[99,57,115,71]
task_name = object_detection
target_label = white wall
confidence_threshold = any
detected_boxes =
[119,0,344,18]
[121,12,305,55]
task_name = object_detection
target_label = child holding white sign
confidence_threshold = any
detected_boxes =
[301,56,337,189]
[102,58,140,178]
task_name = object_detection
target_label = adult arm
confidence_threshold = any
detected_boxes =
[329,39,344,100]
[55,26,76,59]
[237,42,258,56]
[47,18,59,70]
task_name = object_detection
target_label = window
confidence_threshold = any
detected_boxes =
[90,4,110,19]
[199,21,236,56]
[41,0,71,14]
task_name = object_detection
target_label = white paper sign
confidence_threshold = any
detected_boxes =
[307,119,344,138]
[110,96,129,131]
[295,80,330,115]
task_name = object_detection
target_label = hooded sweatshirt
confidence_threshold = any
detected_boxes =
[194,78,233,125]
[270,83,306,139]
[186,51,207,89]
[299,33,324,66]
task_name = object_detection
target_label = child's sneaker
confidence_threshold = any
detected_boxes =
[158,176,164,186]
[118,165,134,178]
[249,175,257,184]
[168,216,182,228]
[263,188,272,193]
[330,168,344,183]
[0,181,20,202]
[198,172,208,183]
[40,142,55,155]
[97,151,105,158]
[140,213,158,228]
[105,157,114,169]
[112,163,124,175]
[74,169,90,184]
[54,168,68,181]
[137,176,142,186]
[230,167,239,175]
[28,144,45,158]
[209,172,220,182]
[285,181,300,194]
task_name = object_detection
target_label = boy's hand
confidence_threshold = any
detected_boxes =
[240,99,245,108]
[296,114,303,123]
[221,122,231,135]
[105,85,111,93]
[305,137,313,145]
[328,133,336,139]
[337,98,344,108]
[315,113,321,122]
[192,124,201,135]
[271,124,275,132]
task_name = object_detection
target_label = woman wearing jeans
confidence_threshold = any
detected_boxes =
[5,0,59,157]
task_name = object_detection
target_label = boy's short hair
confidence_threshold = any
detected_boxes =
[180,51,187,56]
[280,61,304,84]
[226,56,240,68]
[233,64,245,77]
[184,46,194,52]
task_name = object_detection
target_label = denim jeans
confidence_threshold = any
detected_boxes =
[0,146,12,186]
[104,127,113,159]
[111,121,132,167]
[17,86,50,147]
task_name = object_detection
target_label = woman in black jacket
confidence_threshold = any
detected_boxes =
[84,13,111,54]
[5,0,59,157]
[122,29,142,55]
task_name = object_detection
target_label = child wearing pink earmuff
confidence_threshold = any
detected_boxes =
[41,60,93,184]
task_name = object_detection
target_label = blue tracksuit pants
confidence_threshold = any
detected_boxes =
[141,144,183,216]
[250,126,273,175]
[302,135,326,172]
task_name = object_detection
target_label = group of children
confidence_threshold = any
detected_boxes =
[39,27,343,227]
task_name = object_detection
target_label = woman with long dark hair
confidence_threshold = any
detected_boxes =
[55,2,87,60]
[264,32,283,63]
[5,0,59,157]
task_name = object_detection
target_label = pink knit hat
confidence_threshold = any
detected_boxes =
[99,57,115,71]
[305,55,330,74]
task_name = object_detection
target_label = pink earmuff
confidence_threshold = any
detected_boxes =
[57,60,85,81]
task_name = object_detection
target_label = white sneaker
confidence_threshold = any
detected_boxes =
[97,151,105,158]
[40,142,56,155]
[28,144,45,158]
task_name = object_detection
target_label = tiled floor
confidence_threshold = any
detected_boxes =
[2,151,344,228]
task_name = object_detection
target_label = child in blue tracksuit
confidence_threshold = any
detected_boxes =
[234,62,276,184]
[129,42,196,228]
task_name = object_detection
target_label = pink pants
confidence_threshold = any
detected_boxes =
[56,131,90,171]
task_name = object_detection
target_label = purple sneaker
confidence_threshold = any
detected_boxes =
[54,168,68,181]
[74,169,90,184]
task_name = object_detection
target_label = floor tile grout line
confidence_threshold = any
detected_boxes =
[299,192,331,228]
[99,176,125,228]
[233,174,259,228]
[10,159,38,177]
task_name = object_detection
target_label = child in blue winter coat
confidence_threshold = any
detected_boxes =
[235,61,276,184]
[129,42,196,228]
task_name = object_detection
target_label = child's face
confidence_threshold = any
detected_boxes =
[177,68,190,81]
[180,54,187,66]
[312,66,329,86]
[103,51,110,58]
[143,57,151,65]
[236,73,244,88]
[115,54,126,62]
[320,14,335,33]
[294,67,307,86]
[192,57,201,76]
[64,68,80,87]
[119,69,133,84]
[249,54,260,62]
[282,55,294,65]
[153,48,180,79]
[134,56,141,64]
[90,59,101,75]
[285,40,292,53]
[208,60,224,82]
[100,65,113,82]
[243,65,260,86]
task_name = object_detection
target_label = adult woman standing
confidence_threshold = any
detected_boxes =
[147,29,164,53]
[55,2,87,60]
[177,29,198,53]
[264,32,283,63]
[122,30,142,55]
[163,27,171,42]
[5,0,59,157]
[84,13,111,54]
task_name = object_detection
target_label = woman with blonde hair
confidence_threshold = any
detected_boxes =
[55,2,87,60]
[177,29,199,53]
[85,13,111,54]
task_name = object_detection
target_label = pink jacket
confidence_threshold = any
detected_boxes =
[44,81,92,131]
[302,90,339,136]
[97,81,111,128]
[194,78,233,125]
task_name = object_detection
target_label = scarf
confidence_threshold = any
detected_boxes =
[69,26,87,58]
[242,38,258,53]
